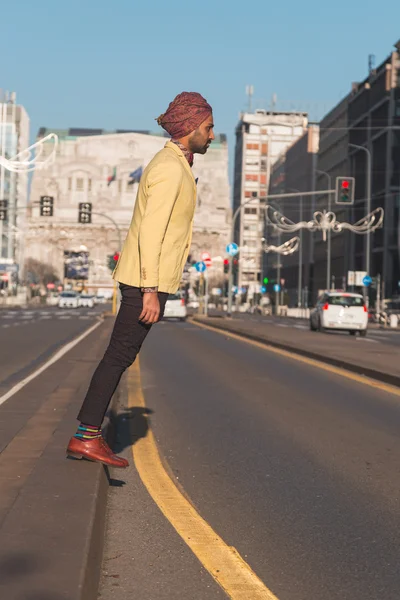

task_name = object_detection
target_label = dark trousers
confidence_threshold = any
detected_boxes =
[77,284,168,427]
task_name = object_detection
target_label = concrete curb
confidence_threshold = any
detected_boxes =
[191,316,400,389]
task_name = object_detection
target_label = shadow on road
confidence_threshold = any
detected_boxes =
[103,405,154,487]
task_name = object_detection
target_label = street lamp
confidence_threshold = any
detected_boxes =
[316,170,332,289]
[227,196,267,317]
[288,188,304,308]
[349,144,372,277]
[261,235,300,315]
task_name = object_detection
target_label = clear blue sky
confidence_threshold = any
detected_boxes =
[1,0,399,159]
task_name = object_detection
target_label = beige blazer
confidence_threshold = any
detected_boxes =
[113,141,197,294]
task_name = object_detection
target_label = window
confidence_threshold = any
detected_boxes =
[244,207,257,215]
[245,191,252,198]
[252,191,258,197]
[245,174,258,182]
[88,179,92,192]
[260,174,267,185]
[246,143,259,150]
[328,295,365,307]
[244,224,257,231]
[261,143,268,155]
[244,239,257,247]
[76,178,84,191]
[68,178,72,191]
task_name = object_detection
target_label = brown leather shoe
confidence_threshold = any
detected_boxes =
[66,436,129,468]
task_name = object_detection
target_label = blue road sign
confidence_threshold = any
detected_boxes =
[261,286,267,293]
[226,242,239,256]
[232,286,238,293]
[273,284,281,293]
[362,275,372,287]
[195,261,207,273]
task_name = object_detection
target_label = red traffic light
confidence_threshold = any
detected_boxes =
[341,180,349,189]
[113,253,120,261]
[223,259,229,265]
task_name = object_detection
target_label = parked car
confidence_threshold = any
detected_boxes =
[310,292,368,336]
[78,294,95,308]
[58,291,79,309]
[163,293,187,321]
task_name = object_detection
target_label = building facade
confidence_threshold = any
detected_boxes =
[348,41,400,299]
[0,91,30,283]
[268,39,400,305]
[26,128,230,289]
[233,110,308,295]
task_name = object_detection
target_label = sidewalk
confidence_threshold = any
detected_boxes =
[0,317,118,600]
[192,315,400,388]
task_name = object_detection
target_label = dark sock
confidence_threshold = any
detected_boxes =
[74,423,102,441]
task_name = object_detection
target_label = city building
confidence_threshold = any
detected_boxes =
[0,91,30,285]
[26,128,230,289]
[268,38,400,305]
[233,109,308,295]
[347,41,400,300]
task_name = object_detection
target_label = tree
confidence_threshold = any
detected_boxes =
[24,258,59,286]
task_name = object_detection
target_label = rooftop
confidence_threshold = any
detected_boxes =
[37,127,227,146]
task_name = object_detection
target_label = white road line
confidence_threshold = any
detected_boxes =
[294,325,307,330]
[0,320,103,407]
[39,316,52,320]
[59,315,71,320]
[356,337,378,343]
[2,324,10,328]
[276,323,289,328]
[2,315,15,319]
[79,316,91,320]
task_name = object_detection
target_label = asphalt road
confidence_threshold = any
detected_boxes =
[207,311,400,347]
[0,304,110,396]
[100,319,400,600]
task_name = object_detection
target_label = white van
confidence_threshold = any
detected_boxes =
[310,292,368,336]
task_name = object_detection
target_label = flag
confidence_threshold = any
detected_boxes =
[107,166,117,186]
[127,166,143,185]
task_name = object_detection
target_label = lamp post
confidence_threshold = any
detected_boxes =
[316,170,332,289]
[261,235,300,315]
[227,196,266,317]
[288,188,303,307]
[349,144,372,277]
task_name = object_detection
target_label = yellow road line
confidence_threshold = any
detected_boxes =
[191,319,400,399]
[128,360,279,600]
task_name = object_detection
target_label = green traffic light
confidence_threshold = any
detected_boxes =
[263,277,269,284]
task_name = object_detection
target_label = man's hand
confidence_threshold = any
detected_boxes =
[139,292,160,324]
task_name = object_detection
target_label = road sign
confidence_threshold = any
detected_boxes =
[355,271,367,286]
[195,261,206,273]
[347,271,355,286]
[204,257,212,268]
[232,286,238,293]
[362,275,372,287]
[273,284,281,293]
[201,251,211,261]
[261,286,267,293]
[226,243,239,256]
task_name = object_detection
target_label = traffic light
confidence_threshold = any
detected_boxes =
[78,202,92,223]
[107,252,120,271]
[223,258,229,274]
[263,277,269,285]
[0,200,7,221]
[335,177,355,205]
[233,258,238,273]
[39,196,54,217]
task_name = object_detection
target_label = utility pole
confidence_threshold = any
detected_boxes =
[246,85,254,112]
